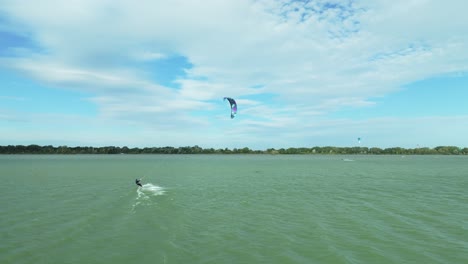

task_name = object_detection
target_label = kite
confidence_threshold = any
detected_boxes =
[223,97,237,119]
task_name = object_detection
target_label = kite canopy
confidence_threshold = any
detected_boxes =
[223,97,237,119]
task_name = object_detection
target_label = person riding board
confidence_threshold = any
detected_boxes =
[135,178,142,187]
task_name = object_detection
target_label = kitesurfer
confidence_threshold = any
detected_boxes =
[135,178,142,187]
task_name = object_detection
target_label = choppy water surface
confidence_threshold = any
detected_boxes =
[1,155,467,263]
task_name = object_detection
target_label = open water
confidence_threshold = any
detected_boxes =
[1,155,467,263]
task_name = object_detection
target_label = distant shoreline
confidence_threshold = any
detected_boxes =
[1,145,467,155]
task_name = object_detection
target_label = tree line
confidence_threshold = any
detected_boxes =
[1,144,467,155]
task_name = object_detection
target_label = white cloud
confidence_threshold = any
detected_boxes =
[3,0,467,97]
[132,52,166,61]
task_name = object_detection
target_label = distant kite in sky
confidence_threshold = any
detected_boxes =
[224,97,237,119]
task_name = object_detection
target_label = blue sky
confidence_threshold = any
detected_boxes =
[1,0,467,149]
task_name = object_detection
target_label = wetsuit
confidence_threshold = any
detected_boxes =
[135,179,142,187]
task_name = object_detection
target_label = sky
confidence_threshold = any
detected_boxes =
[1,0,467,150]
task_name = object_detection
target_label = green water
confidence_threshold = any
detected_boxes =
[1,155,467,263]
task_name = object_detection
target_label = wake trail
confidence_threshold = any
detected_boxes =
[132,183,165,212]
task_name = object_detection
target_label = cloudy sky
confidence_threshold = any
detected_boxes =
[1,0,467,149]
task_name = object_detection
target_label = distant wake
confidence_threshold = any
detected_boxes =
[132,183,165,212]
